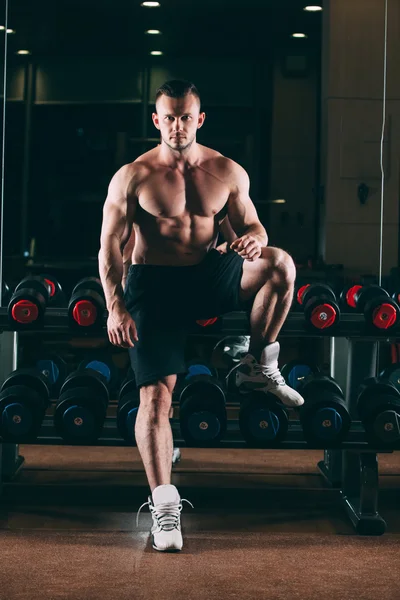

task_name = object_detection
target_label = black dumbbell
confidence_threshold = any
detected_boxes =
[341,284,399,330]
[79,353,120,393]
[68,277,106,329]
[238,391,289,447]
[281,360,320,391]
[38,274,65,307]
[296,283,340,331]
[8,276,52,327]
[392,290,400,306]
[0,368,50,442]
[33,353,68,397]
[194,316,220,332]
[357,377,400,447]
[117,373,139,445]
[178,374,227,447]
[175,358,219,390]
[297,374,351,446]
[380,364,400,394]
[54,368,109,443]
[210,336,250,373]
[1,280,11,306]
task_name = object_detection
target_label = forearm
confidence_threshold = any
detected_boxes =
[240,224,268,246]
[98,240,125,311]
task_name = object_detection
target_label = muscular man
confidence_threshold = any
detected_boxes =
[98,80,304,553]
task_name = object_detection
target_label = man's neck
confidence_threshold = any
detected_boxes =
[159,141,200,169]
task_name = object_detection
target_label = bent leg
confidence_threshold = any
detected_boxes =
[135,375,176,493]
[239,247,296,360]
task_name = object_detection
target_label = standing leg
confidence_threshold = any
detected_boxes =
[135,375,188,553]
[135,376,176,492]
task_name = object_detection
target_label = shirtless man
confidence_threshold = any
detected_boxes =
[98,80,304,553]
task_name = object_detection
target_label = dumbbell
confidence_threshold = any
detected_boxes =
[79,353,120,393]
[0,369,50,442]
[68,277,106,329]
[295,283,340,331]
[8,276,52,326]
[238,391,289,447]
[281,360,320,391]
[54,368,109,443]
[116,373,139,445]
[1,280,11,305]
[175,358,218,390]
[210,336,250,373]
[341,284,400,330]
[33,353,68,397]
[297,374,351,446]
[357,377,400,447]
[185,358,219,379]
[194,316,220,332]
[38,274,65,307]
[178,374,227,447]
[380,364,400,394]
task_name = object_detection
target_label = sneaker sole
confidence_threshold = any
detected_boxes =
[235,383,301,410]
[152,545,182,552]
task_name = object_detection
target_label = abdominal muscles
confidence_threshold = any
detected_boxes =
[132,213,220,266]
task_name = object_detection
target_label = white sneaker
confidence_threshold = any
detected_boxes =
[136,484,193,552]
[172,447,181,466]
[226,342,305,408]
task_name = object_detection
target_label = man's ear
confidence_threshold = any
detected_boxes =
[152,112,160,130]
[197,112,206,129]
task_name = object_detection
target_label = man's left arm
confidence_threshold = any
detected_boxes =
[227,162,268,261]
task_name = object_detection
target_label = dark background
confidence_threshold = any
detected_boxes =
[0,0,322,265]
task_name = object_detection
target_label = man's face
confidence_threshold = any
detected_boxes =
[152,94,206,151]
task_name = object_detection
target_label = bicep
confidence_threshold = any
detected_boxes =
[100,167,136,246]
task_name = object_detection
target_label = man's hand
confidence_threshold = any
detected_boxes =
[215,241,229,254]
[107,301,138,348]
[230,235,263,261]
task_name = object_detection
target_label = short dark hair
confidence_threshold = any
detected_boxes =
[155,80,201,109]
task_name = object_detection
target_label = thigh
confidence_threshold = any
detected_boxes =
[188,249,247,318]
[128,309,187,388]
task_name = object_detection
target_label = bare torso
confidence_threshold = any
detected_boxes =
[126,144,233,266]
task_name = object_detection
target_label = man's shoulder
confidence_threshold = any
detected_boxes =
[200,147,246,173]
[200,149,248,185]
[114,155,154,189]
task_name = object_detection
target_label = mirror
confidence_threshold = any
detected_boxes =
[0,0,394,306]
[0,0,9,304]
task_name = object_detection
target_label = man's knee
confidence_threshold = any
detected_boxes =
[139,376,176,417]
[260,247,296,285]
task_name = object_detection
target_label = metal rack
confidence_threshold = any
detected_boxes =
[0,309,399,535]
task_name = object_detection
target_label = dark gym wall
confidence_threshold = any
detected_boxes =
[3,49,318,262]
[268,50,318,259]
[321,0,400,274]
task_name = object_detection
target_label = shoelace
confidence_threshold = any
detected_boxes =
[136,498,194,529]
[253,363,285,385]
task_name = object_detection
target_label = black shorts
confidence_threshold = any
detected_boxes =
[123,249,248,387]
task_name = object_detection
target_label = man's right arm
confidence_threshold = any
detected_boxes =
[98,165,136,312]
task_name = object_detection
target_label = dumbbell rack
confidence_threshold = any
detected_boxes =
[0,307,399,536]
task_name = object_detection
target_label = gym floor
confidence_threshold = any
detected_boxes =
[0,446,399,600]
